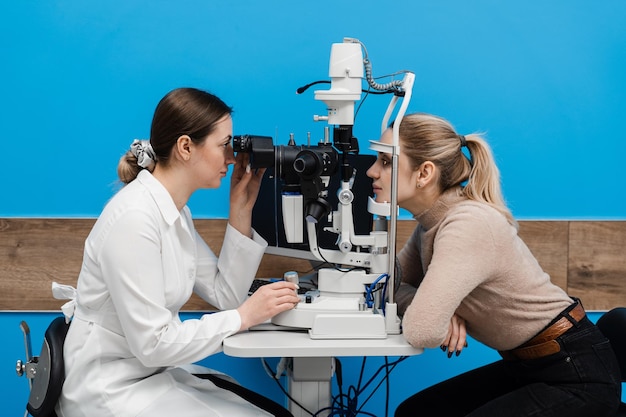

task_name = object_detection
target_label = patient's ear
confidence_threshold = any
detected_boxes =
[416,161,436,186]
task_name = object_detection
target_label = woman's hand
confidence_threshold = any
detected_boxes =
[441,314,468,358]
[236,281,300,331]
[229,153,266,237]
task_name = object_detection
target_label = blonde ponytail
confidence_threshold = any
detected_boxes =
[399,113,515,226]
[463,135,515,226]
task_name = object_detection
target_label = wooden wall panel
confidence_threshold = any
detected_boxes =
[567,221,626,310]
[517,221,569,291]
[1,218,624,311]
[194,220,314,280]
[0,218,92,311]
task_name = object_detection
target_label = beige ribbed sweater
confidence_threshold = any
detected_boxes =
[397,186,573,351]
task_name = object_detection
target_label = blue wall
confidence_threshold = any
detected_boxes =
[2,1,625,416]
[1,1,625,219]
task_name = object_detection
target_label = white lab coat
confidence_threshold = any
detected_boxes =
[56,170,271,417]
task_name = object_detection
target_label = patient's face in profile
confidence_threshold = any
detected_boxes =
[366,129,419,208]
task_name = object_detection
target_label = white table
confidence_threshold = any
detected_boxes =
[223,328,423,416]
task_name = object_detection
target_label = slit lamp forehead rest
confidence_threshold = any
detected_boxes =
[369,140,398,154]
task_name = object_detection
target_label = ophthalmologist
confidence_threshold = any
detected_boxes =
[54,87,299,417]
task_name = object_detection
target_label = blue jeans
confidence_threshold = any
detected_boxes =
[395,316,622,417]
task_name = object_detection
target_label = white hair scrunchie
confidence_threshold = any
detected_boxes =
[130,139,157,170]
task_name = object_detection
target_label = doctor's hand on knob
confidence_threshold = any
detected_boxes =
[237,281,300,331]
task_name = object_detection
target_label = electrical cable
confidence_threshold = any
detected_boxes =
[349,38,407,94]
[306,355,408,416]
[363,61,406,93]
[384,357,390,417]
[357,355,408,395]
[314,245,368,273]
[353,86,371,123]
[364,273,389,309]
[296,80,330,94]
[355,356,407,415]
[296,80,393,96]
[261,358,315,416]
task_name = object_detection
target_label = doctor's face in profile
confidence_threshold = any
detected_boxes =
[189,115,236,189]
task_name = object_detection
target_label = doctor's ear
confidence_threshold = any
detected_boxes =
[175,135,193,161]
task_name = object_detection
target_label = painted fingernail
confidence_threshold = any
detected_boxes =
[246,164,251,174]
[440,345,447,352]
[447,351,453,358]
[456,350,461,357]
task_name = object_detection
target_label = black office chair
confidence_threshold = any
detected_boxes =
[596,307,626,416]
[16,316,70,417]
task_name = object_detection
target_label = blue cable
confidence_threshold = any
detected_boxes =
[364,273,389,309]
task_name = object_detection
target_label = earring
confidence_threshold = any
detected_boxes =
[417,183,422,188]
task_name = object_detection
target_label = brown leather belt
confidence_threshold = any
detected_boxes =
[499,302,586,361]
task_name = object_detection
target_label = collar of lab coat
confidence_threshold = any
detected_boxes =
[136,169,183,226]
